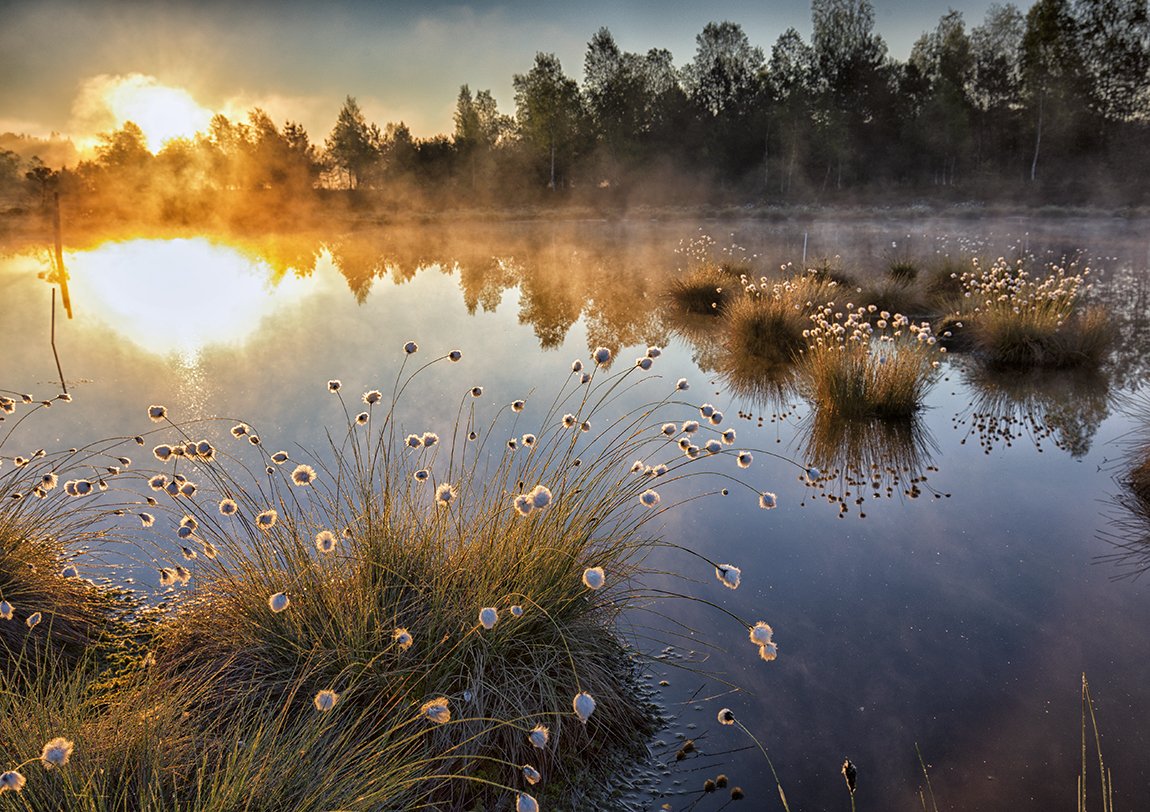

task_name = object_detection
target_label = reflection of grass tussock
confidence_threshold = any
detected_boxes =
[957,359,1112,458]
[794,408,941,517]
[1130,454,1150,503]
[1098,397,1150,580]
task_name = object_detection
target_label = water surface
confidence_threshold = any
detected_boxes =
[3,216,1149,811]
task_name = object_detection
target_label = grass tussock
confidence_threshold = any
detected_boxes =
[857,278,922,320]
[887,258,919,284]
[0,344,791,810]
[800,307,942,419]
[0,450,137,684]
[955,258,1115,367]
[666,234,756,317]
[922,255,970,308]
[721,292,808,367]
[667,263,736,316]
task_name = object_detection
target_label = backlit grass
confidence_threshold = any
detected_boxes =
[667,263,736,316]
[0,345,791,811]
[955,257,1115,367]
[800,307,942,419]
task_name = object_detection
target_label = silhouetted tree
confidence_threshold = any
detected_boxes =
[325,96,379,189]
[635,48,693,162]
[909,11,975,183]
[1021,0,1087,180]
[970,3,1026,172]
[453,85,510,191]
[513,53,585,190]
[23,157,58,209]
[682,22,766,179]
[1073,0,1150,124]
[810,0,891,188]
[584,28,648,184]
[95,121,151,169]
[769,28,816,193]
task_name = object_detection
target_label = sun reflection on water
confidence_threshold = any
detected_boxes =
[66,238,317,355]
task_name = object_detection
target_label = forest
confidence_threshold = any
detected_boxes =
[2,0,1149,219]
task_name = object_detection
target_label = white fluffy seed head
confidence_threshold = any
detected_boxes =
[716,565,741,589]
[573,691,596,724]
[750,621,773,646]
[479,607,498,629]
[582,567,605,590]
[40,737,74,769]
[421,698,450,724]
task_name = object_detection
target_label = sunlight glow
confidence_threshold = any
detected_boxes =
[80,74,214,151]
[67,238,316,354]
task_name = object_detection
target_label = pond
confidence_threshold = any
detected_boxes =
[3,215,1149,811]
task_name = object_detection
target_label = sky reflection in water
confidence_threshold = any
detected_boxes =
[3,218,1149,811]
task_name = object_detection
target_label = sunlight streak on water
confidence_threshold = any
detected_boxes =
[174,340,210,419]
[66,238,316,355]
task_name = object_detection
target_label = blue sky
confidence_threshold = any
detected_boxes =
[0,0,1001,148]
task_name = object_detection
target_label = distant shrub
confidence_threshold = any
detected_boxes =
[887,258,919,283]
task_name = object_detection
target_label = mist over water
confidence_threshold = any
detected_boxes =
[3,216,1149,811]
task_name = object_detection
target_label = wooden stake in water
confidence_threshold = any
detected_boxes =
[52,288,67,395]
[53,191,73,320]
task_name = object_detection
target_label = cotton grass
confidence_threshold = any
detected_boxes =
[44,337,807,812]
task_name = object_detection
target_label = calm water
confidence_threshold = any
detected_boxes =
[3,216,1149,811]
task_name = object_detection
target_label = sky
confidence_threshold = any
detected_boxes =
[0,0,1001,154]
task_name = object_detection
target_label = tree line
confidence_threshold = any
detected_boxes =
[5,0,1149,216]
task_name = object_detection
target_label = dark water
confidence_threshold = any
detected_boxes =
[3,216,1149,811]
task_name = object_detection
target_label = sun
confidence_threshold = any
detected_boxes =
[81,74,215,152]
